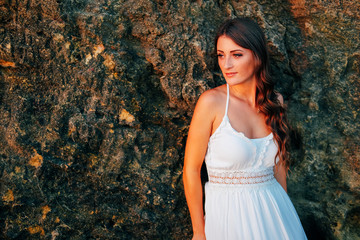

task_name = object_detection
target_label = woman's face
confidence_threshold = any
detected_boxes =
[217,35,258,86]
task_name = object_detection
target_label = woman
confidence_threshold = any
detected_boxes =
[183,18,307,240]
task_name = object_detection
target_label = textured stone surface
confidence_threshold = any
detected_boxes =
[0,0,359,239]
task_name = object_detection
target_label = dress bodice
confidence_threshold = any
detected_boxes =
[204,84,279,172]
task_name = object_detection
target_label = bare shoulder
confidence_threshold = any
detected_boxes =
[275,92,284,106]
[192,85,226,123]
[196,85,226,109]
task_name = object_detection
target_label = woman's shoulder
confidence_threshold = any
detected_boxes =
[198,84,226,102]
[196,84,226,108]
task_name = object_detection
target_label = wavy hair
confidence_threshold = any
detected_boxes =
[215,17,290,168]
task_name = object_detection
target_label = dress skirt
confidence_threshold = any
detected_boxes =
[204,178,307,240]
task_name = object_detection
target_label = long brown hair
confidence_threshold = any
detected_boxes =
[215,17,290,167]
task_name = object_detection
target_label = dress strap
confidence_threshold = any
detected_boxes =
[225,83,230,116]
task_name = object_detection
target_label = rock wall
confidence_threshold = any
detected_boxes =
[0,0,359,239]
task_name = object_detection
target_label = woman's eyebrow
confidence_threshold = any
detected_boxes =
[217,49,244,53]
[230,49,244,53]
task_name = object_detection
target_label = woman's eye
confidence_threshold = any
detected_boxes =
[217,54,224,58]
[234,54,243,57]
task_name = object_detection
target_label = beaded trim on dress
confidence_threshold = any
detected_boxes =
[208,167,274,185]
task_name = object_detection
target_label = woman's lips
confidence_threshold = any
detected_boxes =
[225,72,237,77]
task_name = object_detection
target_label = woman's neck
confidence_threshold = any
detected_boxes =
[228,78,257,108]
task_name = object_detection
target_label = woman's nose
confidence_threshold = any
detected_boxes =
[224,56,233,69]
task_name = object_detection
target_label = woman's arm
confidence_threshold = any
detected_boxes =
[274,162,287,192]
[183,91,217,239]
[274,92,288,192]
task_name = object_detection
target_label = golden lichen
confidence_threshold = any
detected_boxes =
[93,44,105,58]
[42,205,51,220]
[0,59,16,67]
[2,189,15,202]
[68,124,76,136]
[119,109,135,123]
[88,154,99,168]
[27,226,45,236]
[85,53,92,65]
[29,150,43,168]
[103,54,116,71]
[64,42,71,49]
[53,33,64,42]
[15,166,21,173]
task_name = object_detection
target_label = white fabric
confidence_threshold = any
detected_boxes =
[204,84,307,240]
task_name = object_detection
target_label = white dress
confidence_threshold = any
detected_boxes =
[204,84,307,240]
